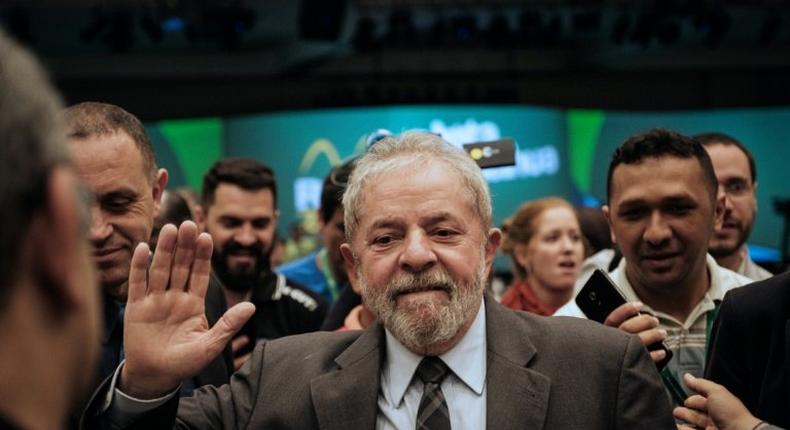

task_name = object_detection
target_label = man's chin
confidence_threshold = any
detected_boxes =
[99,272,129,300]
[709,240,743,259]
[640,270,691,291]
[214,267,259,292]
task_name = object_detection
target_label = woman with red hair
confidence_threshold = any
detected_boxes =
[500,197,586,315]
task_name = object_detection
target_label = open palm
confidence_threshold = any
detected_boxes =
[120,222,255,399]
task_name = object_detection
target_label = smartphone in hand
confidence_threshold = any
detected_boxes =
[576,269,674,371]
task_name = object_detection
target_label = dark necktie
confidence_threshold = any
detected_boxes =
[415,356,452,430]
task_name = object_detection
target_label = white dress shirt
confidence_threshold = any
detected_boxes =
[377,298,487,430]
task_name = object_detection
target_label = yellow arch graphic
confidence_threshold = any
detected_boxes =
[299,138,343,174]
[353,134,368,155]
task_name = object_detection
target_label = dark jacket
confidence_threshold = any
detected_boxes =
[706,271,790,429]
[83,296,675,429]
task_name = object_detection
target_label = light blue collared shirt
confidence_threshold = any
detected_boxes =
[377,299,487,430]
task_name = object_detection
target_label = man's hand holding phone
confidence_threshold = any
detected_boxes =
[604,302,669,363]
[576,269,672,368]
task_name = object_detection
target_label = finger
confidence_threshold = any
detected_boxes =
[620,314,661,334]
[231,335,250,353]
[169,221,198,292]
[683,394,708,412]
[188,232,213,297]
[638,328,668,347]
[234,353,252,372]
[202,302,256,359]
[149,224,178,294]
[649,348,667,363]
[683,373,720,397]
[128,242,150,303]
[604,302,642,327]
[673,406,710,429]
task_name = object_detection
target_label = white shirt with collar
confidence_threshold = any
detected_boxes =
[377,298,487,430]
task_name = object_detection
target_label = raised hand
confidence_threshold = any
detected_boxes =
[120,221,256,399]
[605,302,668,363]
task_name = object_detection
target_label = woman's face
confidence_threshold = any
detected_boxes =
[516,206,585,292]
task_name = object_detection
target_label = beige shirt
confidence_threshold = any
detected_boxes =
[737,248,773,281]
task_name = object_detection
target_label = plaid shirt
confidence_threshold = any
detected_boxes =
[608,254,753,393]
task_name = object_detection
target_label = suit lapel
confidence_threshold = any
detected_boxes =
[485,296,551,430]
[311,324,384,430]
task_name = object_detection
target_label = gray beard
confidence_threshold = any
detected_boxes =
[358,260,486,354]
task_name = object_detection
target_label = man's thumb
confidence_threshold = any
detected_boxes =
[205,302,256,355]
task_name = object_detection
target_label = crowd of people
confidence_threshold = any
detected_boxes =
[1,29,787,430]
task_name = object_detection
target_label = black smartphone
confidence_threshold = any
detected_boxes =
[576,269,674,371]
[576,269,627,323]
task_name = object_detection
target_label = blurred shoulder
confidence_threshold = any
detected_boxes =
[723,270,790,314]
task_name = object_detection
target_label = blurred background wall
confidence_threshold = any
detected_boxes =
[3,0,789,268]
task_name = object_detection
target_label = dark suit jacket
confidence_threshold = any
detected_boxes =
[85,296,674,429]
[706,270,790,428]
[192,273,234,388]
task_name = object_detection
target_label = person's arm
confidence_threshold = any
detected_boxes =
[84,340,267,430]
[119,221,255,399]
[615,335,676,428]
[673,374,783,430]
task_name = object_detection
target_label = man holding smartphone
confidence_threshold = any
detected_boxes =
[556,128,753,404]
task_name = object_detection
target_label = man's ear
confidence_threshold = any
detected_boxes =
[31,167,84,312]
[151,168,169,218]
[602,205,617,245]
[340,243,359,292]
[484,228,502,271]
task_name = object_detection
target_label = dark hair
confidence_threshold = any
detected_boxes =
[202,158,277,209]
[606,128,718,204]
[63,101,157,180]
[694,132,757,183]
[159,190,194,226]
[0,33,69,307]
[319,159,356,223]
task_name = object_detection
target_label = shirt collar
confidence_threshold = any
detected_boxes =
[383,298,487,407]
[613,254,726,327]
[736,246,751,275]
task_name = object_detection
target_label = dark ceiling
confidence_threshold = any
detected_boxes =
[2,0,789,120]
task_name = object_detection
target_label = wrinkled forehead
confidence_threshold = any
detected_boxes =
[68,131,153,184]
[358,160,480,222]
